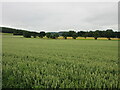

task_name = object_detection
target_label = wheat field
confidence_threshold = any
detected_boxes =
[2,34,119,88]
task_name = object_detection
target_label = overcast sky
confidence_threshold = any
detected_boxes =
[1,2,118,32]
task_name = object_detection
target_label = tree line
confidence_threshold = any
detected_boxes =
[1,27,120,40]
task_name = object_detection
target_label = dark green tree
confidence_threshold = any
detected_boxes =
[68,31,76,37]
[93,30,100,40]
[50,33,59,39]
[88,31,94,37]
[39,31,46,38]
[23,31,31,38]
[32,32,37,38]
[72,33,78,39]
[116,32,120,38]
[46,33,51,38]
[77,31,86,37]
[62,32,68,39]
[105,29,114,40]
[82,32,88,39]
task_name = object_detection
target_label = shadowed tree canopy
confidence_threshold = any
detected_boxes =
[77,31,86,37]
[72,33,78,39]
[50,33,59,39]
[1,27,118,40]
[68,31,76,37]
[23,31,31,38]
[39,31,46,38]
[30,32,37,38]
[62,32,68,39]
[105,29,114,40]
[93,30,100,40]
[46,33,51,38]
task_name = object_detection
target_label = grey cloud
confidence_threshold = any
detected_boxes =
[2,2,118,32]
